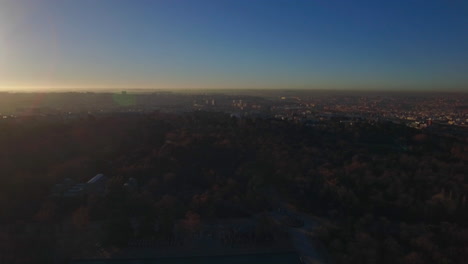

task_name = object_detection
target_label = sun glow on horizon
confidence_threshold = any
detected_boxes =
[0,1,466,92]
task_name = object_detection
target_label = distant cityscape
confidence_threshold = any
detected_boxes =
[2,91,467,129]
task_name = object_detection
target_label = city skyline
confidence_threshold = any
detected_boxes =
[1,0,468,91]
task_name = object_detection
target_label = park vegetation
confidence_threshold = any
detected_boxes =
[0,111,466,263]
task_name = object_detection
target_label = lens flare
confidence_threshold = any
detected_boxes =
[112,91,136,106]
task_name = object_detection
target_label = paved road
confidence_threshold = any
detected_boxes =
[270,205,326,264]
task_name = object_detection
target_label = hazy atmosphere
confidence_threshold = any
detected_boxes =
[1,1,468,264]
[1,0,468,91]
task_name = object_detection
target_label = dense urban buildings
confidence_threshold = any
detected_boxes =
[1,91,467,126]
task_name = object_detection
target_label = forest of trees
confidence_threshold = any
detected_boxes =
[0,111,467,263]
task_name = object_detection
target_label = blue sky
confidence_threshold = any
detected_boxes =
[1,0,467,91]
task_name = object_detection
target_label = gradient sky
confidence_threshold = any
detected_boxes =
[1,0,468,91]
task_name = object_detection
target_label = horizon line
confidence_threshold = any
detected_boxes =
[0,88,467,94]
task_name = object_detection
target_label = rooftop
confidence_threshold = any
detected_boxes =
[87,174,105,184]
